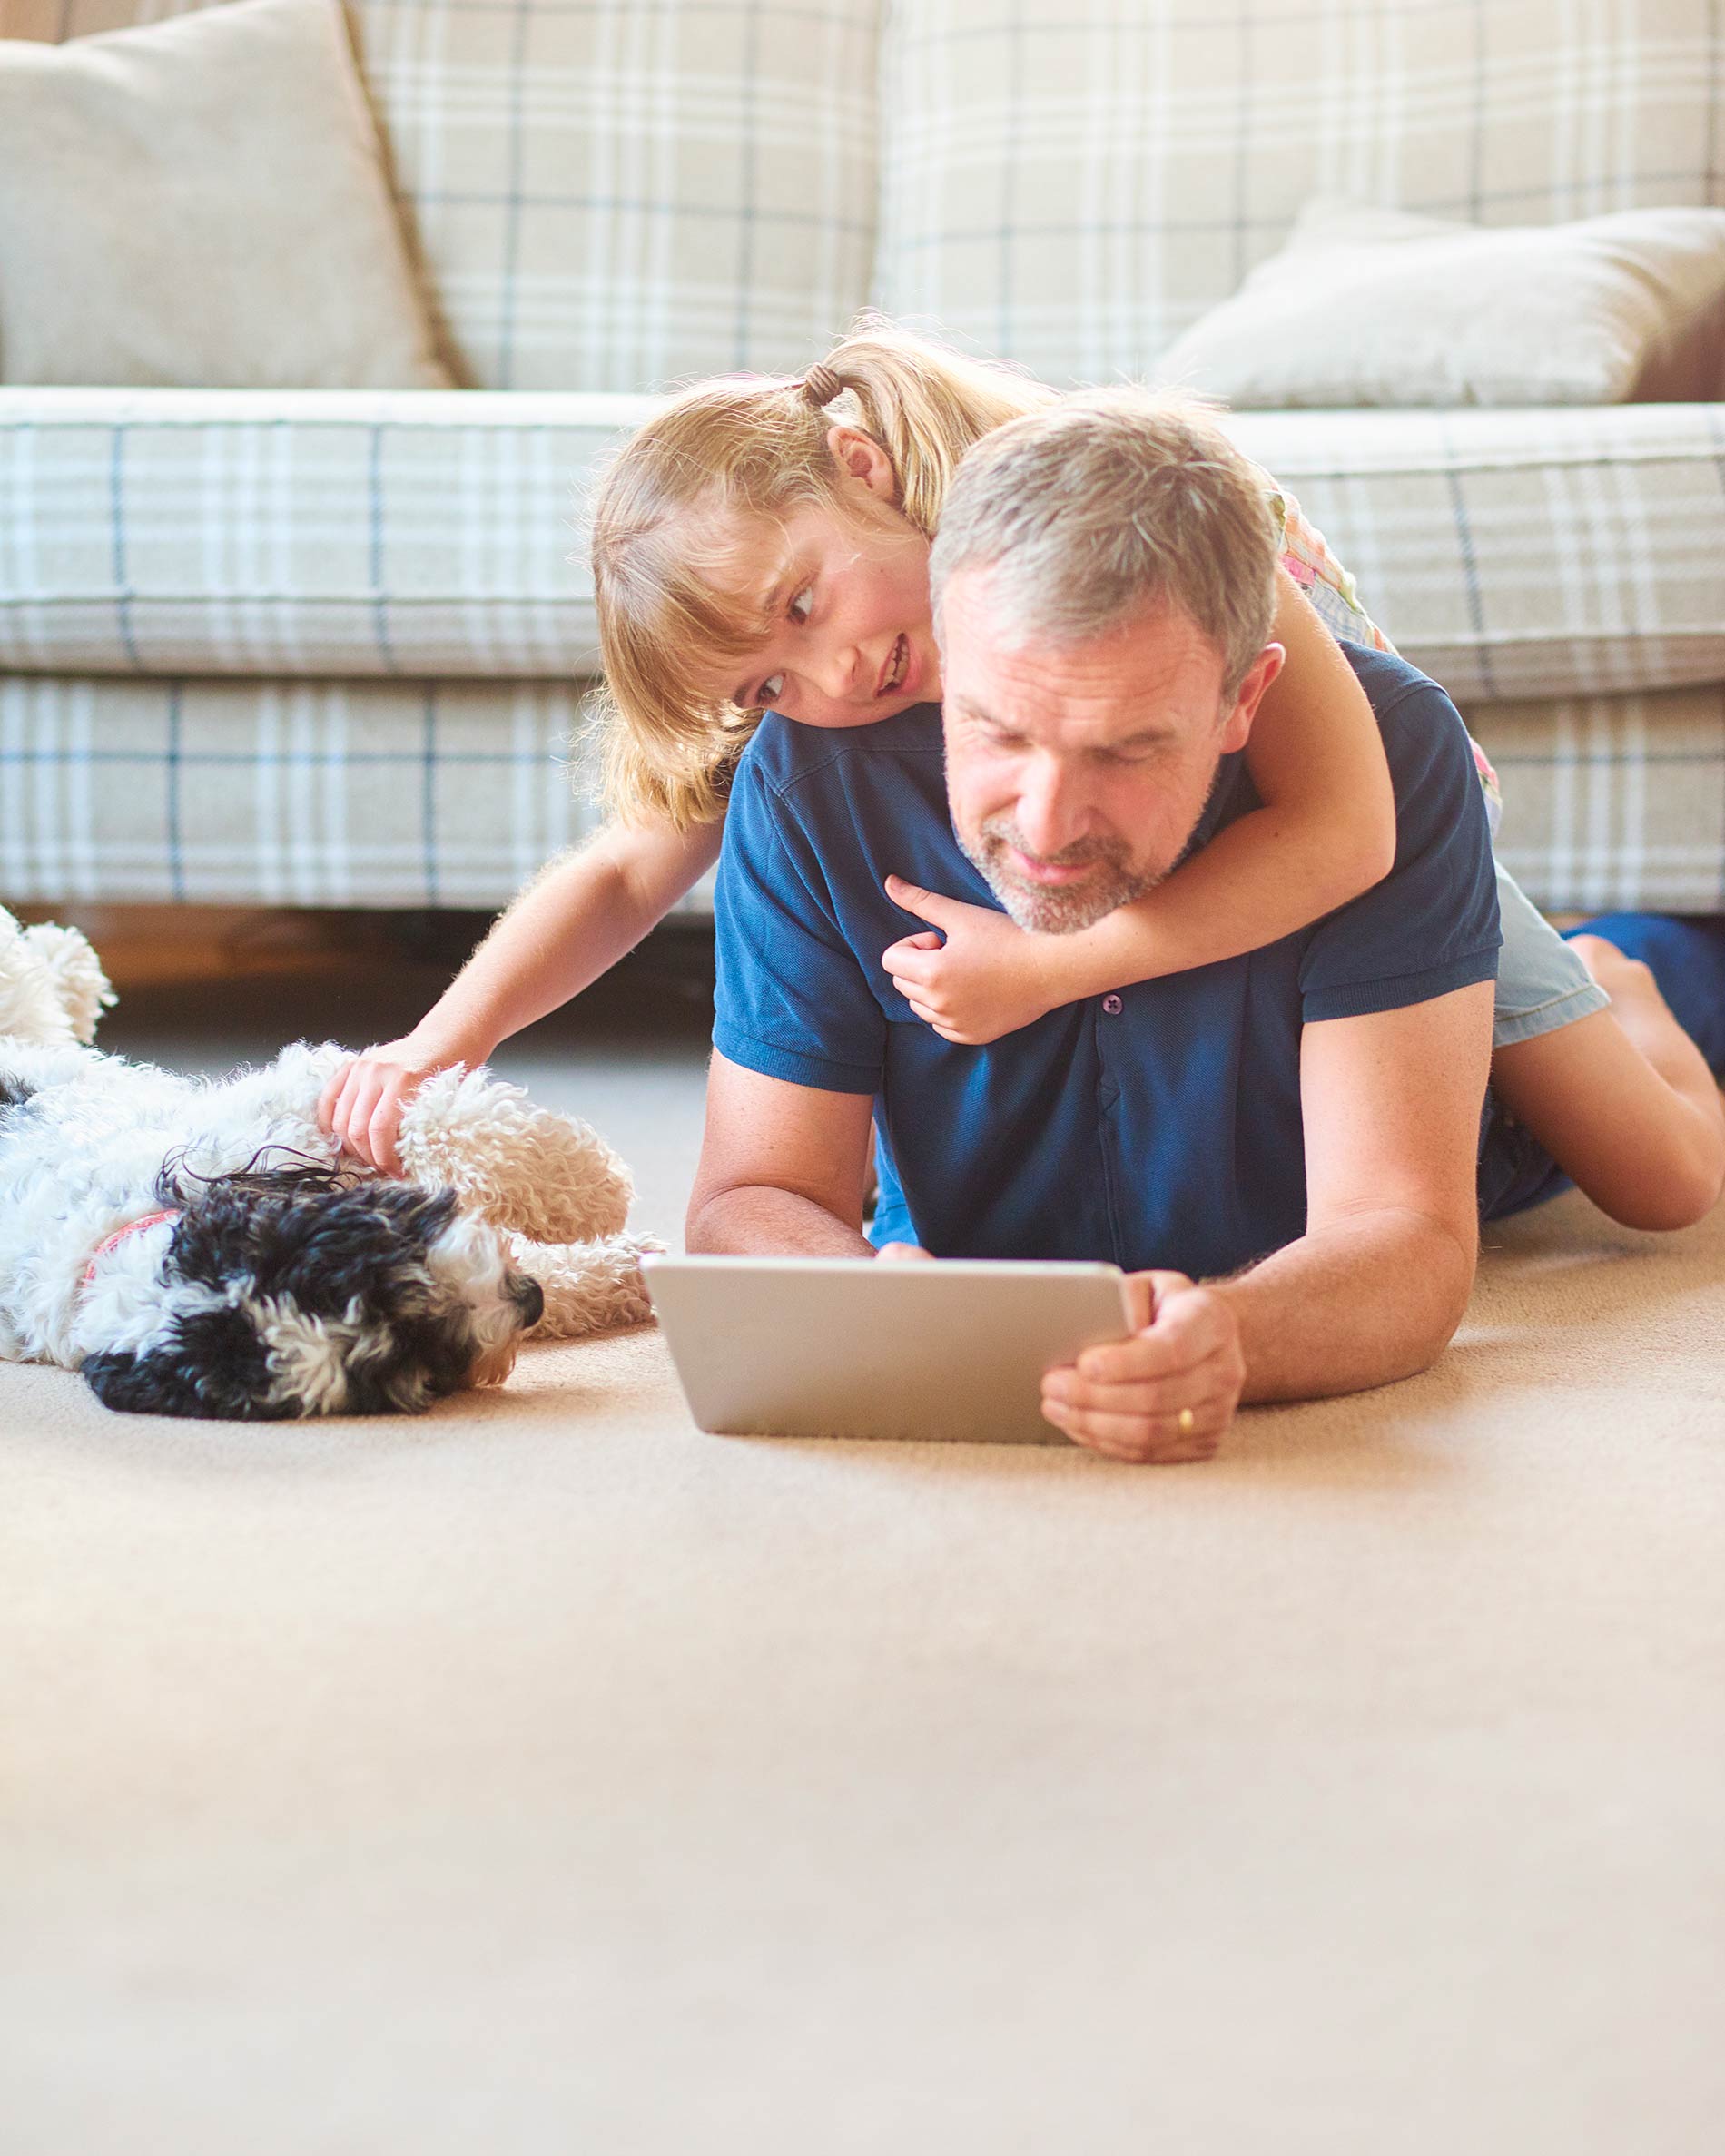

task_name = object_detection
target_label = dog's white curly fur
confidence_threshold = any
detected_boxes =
[0,907,658,1397]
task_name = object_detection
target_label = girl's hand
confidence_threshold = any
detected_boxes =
[317,1035,472,1176]
[881,875,1063,1045]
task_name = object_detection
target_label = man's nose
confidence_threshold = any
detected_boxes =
[1013,760,1088,857]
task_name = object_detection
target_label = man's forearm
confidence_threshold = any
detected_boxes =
[685,1183,875,1258]
[1211,1206,1477,1403]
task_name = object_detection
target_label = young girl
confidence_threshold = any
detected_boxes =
[320,325,1723,1234]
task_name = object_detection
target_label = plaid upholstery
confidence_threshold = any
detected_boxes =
[1480,684,1725,914]
[5,388,1719,706]
[874,0,1725,387]
[1222,403,1725,704]
[5,0,880,393]
[0,672,605,906]
[0,385,651,676]
[2,671,1717,913]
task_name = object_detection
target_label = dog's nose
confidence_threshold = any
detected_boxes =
[515,1276,545,1328]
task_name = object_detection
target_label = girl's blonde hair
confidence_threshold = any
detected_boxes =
[587,318,1054,827]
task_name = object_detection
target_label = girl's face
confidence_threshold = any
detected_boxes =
[713,428,941,730]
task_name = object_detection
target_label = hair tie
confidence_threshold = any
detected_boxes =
[799,363,843,409]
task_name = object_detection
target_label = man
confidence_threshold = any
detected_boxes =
[688,392,1720,1462]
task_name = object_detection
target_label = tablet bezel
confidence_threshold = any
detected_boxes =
[643,1253,1138,1445]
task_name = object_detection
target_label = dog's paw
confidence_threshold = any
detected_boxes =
[505,1231,663,1338]
[20,923,116,1045]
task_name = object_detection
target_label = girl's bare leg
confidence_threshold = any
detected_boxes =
[1491,933,1725,1231]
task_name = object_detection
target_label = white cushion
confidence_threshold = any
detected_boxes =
[1156,199,1725,408]
[0,0,453,390]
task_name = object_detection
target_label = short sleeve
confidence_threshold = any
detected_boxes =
[1299,675,1502,1022]
[711,755,888,1094]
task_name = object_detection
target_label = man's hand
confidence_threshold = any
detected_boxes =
[882,875,1064,1044]
[1040,1270,1244,1462]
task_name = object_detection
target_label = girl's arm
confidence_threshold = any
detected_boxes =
[319,812,724,1171]
[883,569,1398,1043]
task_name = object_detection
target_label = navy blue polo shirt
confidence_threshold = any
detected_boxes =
[713,644,1508,1279]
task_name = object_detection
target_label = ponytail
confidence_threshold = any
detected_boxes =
[802,315,1054,536]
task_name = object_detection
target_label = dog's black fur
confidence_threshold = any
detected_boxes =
[81,1160,544,1420]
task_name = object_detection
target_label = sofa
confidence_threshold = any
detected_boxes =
[2,0,1721,916]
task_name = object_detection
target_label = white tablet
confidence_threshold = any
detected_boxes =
[642,1254,1136,1445]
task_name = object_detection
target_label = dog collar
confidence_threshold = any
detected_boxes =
[83,1209,181,1286]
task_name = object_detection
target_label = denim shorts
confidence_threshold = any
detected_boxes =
[1492,861,1609,1049]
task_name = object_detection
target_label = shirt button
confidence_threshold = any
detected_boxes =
[1102,993,1123,1015]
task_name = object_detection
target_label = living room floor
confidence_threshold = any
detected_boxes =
[5,925,1722,2154]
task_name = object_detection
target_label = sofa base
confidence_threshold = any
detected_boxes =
[1,674,1721,916]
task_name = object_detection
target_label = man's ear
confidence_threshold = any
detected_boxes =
[1218,642,1286,753]
[825,423,899,502]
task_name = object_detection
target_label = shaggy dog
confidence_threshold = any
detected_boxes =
[0,911,655,1420]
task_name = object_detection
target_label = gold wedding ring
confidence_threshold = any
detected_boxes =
[1177,1406,1197,1437]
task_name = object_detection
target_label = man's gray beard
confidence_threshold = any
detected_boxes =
[956,815,1161,935]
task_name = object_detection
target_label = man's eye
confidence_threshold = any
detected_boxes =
[789,587,813,622]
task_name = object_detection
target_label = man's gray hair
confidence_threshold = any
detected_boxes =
[929,389,1281,701]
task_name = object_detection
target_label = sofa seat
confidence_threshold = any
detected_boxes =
[5,389,1722,706]
[2,388,1722,913]
[0,388,650,680]
[1225,404,1725,704]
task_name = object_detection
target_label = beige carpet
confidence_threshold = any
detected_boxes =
[3,950,1722,2153]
